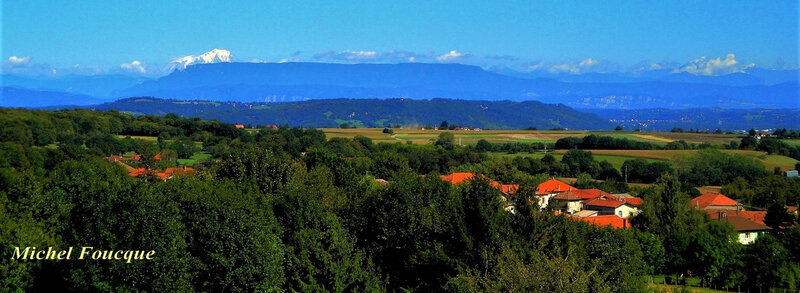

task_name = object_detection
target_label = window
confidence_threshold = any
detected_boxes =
[618,210,623,217]
[744,233,749,239]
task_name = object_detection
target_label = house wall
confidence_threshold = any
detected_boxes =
[614,205,639,218]
[536,194,555,210]
[566,201,582,214]
[584,204,639,218]
[738,231,763,245]
[705,205,740,210]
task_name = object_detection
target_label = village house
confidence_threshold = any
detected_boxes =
[550,190,586,214]
[690,192,743,210]
[788,206,798,216]
[534,179,576,209]
[583,197,641,218]
[129,166,197,181]
[690,192,771,244]
[438,172,519,213]
[707,210,771,245]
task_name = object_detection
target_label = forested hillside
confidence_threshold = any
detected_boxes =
[2,108,799,292]
[86,97,614,130]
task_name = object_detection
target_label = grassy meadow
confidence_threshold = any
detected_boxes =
[319,128,797,172]
[318,128,742,146]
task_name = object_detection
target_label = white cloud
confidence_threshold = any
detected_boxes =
[436,50,468,62]
[170,48,232,70]
[7,56,31,65]
[675,53,755,76]
[120,60,146,74]
[313,50,379,61]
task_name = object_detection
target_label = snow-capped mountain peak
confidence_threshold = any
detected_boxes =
[170,48,232,70]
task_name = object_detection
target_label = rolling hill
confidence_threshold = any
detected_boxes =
[89,97,615,130]
[0,87,110,108]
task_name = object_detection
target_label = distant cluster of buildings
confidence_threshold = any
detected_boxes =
[107,153,197,181]
[533,179,643,229]
[235,124,279,129]
[434,174,643,229]
[434,174,778,244]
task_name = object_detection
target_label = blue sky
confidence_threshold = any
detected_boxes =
[2,0,798,76]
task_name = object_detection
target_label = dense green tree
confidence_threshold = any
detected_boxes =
[690,221,742,289]
[475,139,491,152]
[631,173,706,275]
[435,132,456,150]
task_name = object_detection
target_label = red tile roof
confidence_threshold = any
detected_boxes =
[707,210,771,232]
[551,190,584,201]
[128,166,196,180]
[499,184,519,194]
[690,193,740,209]
[235,124,245,129]
[575,189,615,200]
[440,173,516,194]
[440,172,478,184]
[552,189,614,201]
[707,210,767,226]
[583,198,626,208]
[622,197,644,207]
[537,179,575,195]
[128,168,154,177]
[575,215,630,229]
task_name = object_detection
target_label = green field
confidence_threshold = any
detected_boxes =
[648,284,730,293]
[116,135,158,141]
[487,151,661,170]
[546,149,798,172]
[321,128,797,172]
[780,139,800,146]
[319,128,742,146]
[116,135,204,148]
[177,152,212,166]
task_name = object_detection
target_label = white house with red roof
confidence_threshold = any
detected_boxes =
[535,179,576,209]
[583,198,641,218]
[708,210,771,244]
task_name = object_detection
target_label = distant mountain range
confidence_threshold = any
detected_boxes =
[492,67,798,86]
[591,108,800,131]
[85,97,615,130]
[1,62,797,109]
[0,87,109,108]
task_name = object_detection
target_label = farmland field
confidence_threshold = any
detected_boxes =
[486,151,661,171]
[320,128,796,172]
[548,149,798,171]
[177,152,213,166]
[318,128,742,146]
[781,139,800,146]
